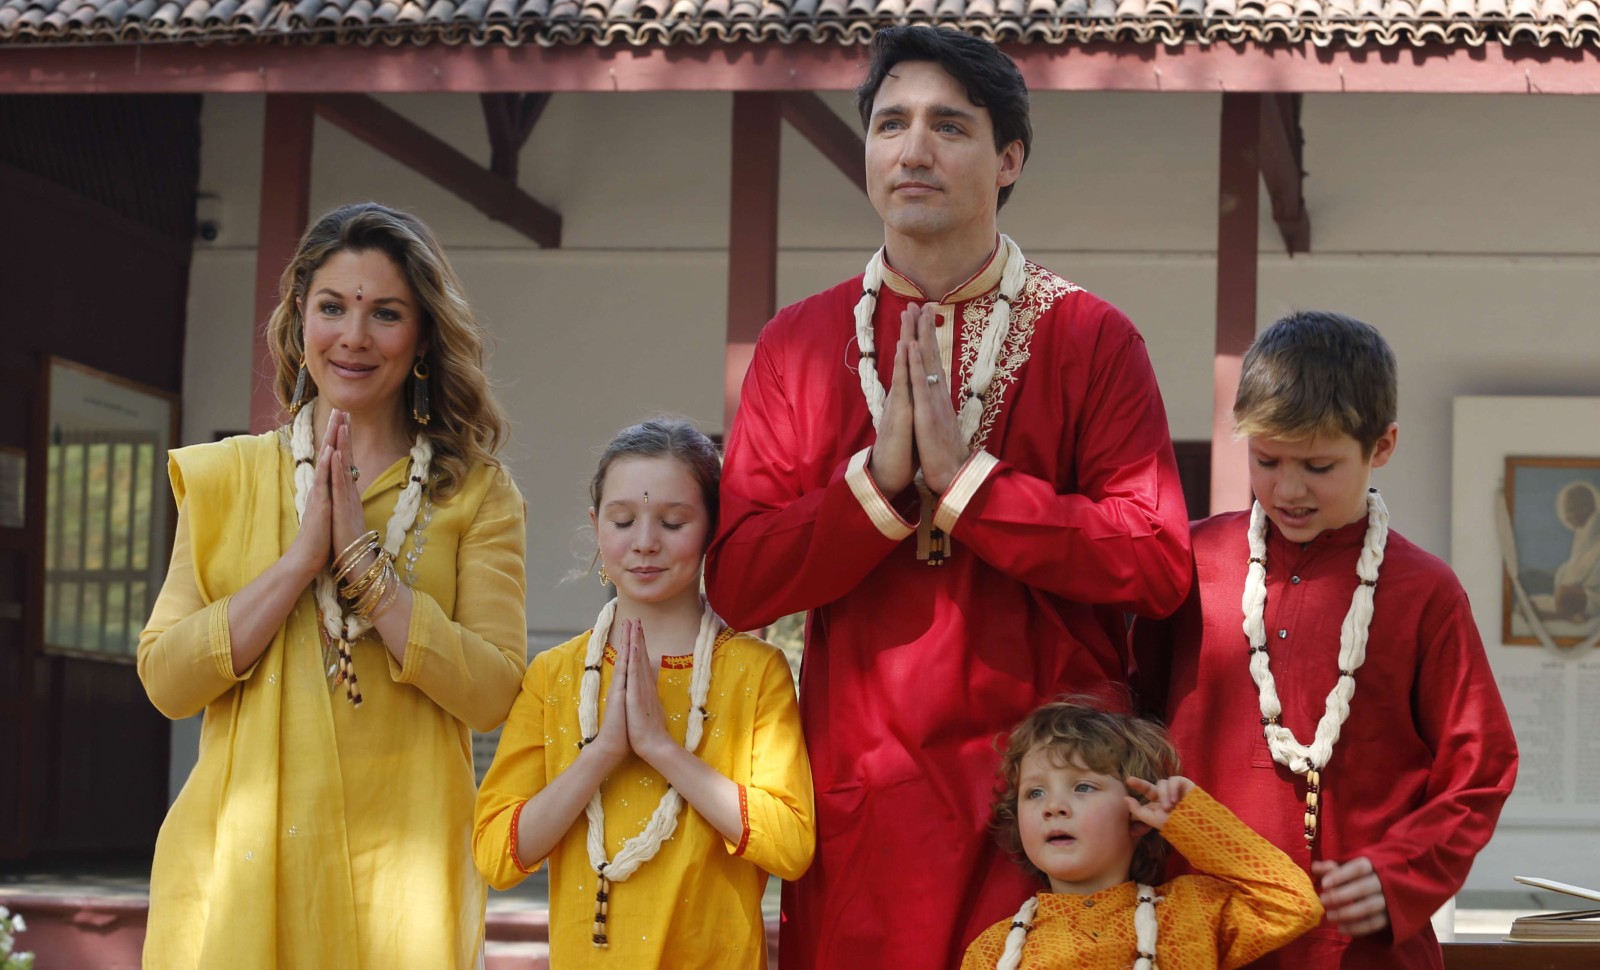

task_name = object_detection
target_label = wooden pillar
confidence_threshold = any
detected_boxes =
[250,95,314,433]
[724,93,781,433]
[1210,93,1261,515]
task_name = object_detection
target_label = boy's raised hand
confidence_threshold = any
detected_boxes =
[1125,775,1195,830]
[1313,857,1389,937]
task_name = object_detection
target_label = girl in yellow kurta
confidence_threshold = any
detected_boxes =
[962,701,1322,970]
[474,420,814,967]
[138,203,526,970]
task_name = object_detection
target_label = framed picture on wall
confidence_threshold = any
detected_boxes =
[39,357,180,661]
[1501,455,1600,648]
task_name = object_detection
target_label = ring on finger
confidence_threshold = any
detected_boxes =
[348,464,361,482]
[925,374,940,386]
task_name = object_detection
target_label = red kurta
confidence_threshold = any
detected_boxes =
[1134,511,1519,970]
[706,247,1192,970]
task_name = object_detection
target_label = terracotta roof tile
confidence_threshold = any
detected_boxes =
[7,0,1600,47]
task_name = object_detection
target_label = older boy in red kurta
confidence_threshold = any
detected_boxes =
[1135,311,1518,970]
[1139,515,1517,969]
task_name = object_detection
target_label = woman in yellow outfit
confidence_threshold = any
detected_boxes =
[138,202,526,969]
[474,420,815,967]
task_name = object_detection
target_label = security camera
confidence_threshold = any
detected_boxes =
[196,193,225,244]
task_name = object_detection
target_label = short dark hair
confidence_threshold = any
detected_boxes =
[1233,311,1398,456]
[991,698,1177,887]
[590,419,723,545]
[855,26,1033,209]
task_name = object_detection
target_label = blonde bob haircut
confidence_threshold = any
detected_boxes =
[266,202,508,500]
[991,697,1178,887]
[1233,310,1397,456]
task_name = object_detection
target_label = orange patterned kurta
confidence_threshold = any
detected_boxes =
[961,788,1321,970]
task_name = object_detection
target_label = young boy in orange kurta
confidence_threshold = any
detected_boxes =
[963,701,1321,970]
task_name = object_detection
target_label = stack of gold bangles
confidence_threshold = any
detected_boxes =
[334,530,399,621]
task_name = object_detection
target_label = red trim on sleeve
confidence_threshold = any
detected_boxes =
[734,783,752,857]
[509,798,534,874]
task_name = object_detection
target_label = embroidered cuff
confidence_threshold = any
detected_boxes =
[210,595,244,681]
[509,799,536,874]
[933,450,1000,534]
[733,783,752,857]
[845,448,917,541]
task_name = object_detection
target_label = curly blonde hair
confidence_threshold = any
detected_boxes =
[991,697,1179,887]
[266,202,508,500]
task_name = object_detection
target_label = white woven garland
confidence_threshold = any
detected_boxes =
[997,885,1160,970]
[577,596,724,884]
[290,400,434,681]
[1242,491,1389,775]
[854,235,1027,447]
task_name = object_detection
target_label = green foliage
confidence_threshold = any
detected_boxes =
[761,612,806,692]
[0,906,35,970]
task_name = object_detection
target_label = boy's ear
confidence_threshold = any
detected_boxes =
[1129,819,1153,840]
[1368,422,1399,469]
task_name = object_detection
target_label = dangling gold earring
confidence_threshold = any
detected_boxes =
[288,361,310,415]
[410,356,431,426]
[598,563,612,588]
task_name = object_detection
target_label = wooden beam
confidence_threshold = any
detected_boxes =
[480,92,552,183]
[778,92,867,196]
[1210,93,1260,516]
[251,94,313,435]
[1259,93,1310,255]
[7,41,1600,96]
[725,92,781,431]
[314,93,561,248]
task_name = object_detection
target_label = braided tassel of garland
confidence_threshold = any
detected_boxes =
[853,235,1027,448]
[1242,489,1388,844]
[290,400,433,706]
[995,896,1037,970]
[576,596,723,946]
[1133,887,1161,970]
[996,885,1160,970]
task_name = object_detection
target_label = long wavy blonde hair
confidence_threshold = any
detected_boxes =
[266,202,508,500]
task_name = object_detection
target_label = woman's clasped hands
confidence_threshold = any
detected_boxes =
[289,408,372,580]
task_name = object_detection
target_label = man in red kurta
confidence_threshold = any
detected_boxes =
[1134,311,1518,970]
[705,27,1192,969]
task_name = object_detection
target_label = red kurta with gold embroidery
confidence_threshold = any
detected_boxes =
[706,246,1192,970]
[1134,512,1519,970]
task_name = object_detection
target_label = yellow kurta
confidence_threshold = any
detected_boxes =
[137,430,527,970]
[474,629,815,968]
[962,788,1322,970]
